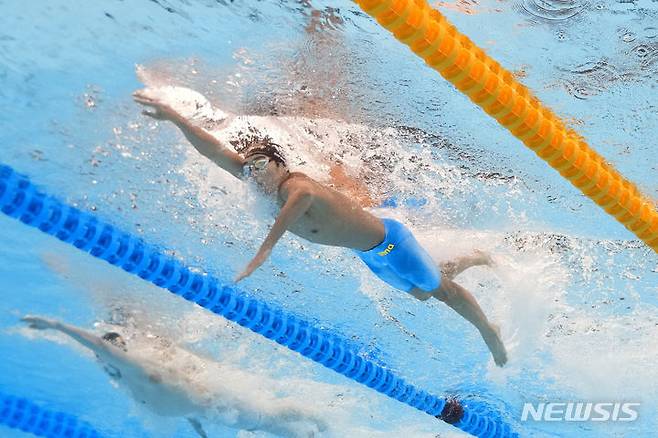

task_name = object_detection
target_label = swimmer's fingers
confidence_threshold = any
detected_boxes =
[132,89,154,101]
[132,94,158,107]
[141,109,166,120]
[234,264,257,283]
[21,315,54,330]
[132,91,163,108]
[21,315,39,324]
[233,269,250,283]
[234,250,271,283]
[133,93,175,121]
[134,98,167,120]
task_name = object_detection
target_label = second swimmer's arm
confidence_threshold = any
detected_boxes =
[22,316,107,353]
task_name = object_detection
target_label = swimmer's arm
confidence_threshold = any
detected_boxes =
[50,322,108,354]
[234,186,314,282]
[169,114,244,179]
[22,316,108,353]
[187,418,208,438]
[23,317,152,382]
[133,90,243,178]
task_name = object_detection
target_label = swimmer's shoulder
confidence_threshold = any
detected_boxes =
[279,173,328,205]
[279,172,314,192]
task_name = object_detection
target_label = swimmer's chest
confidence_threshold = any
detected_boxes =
[283,199,336,239]
[111,354,202,416]
[124,371,200,416]
[277,189,366,246]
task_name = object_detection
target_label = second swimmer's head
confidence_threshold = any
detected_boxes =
[102,332,127,352]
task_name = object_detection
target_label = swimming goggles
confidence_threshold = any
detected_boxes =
[242,156,270,177]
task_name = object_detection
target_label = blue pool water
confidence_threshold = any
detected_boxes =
[1,0,657,437]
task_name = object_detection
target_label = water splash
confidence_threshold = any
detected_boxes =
[517,0,589,22]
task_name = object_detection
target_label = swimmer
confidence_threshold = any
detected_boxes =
[21,315,327,437]
[133,89,508,367]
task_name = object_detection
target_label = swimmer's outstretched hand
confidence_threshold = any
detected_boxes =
[234,249,272,283]
[21,315,57,331]
[133,89,178,121]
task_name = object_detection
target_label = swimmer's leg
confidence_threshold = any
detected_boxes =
[264,403,327,437]
[440,250,494,281]
[410,278,507,367]
[187,417,208,438]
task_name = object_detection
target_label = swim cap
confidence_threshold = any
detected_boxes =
[233,134,286,166]
[102,332,127,351]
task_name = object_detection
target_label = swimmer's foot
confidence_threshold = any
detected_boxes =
[472,249,495,268]
[440,250,495,280]
[482,323,507,367]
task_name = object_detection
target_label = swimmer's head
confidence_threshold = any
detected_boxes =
[102,332,127,352]
[239,137,290,193]
[242,136,287,168]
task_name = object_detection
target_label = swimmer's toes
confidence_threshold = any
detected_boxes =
[486,324,508,367]
[474,249,495,268]
[494,345,508,367]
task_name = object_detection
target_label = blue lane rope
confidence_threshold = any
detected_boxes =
[0,392,103,438]
[0,164,517,438]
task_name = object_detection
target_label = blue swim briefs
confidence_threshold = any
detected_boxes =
[355,218,441,293]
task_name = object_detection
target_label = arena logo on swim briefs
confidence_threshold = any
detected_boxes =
[521,402,640,422]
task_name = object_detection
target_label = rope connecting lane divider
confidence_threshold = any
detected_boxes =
[0,392,104,438]
[0,164,518,438]
[354,0,658,253]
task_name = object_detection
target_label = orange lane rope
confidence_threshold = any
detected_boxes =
[355,0,658,252]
